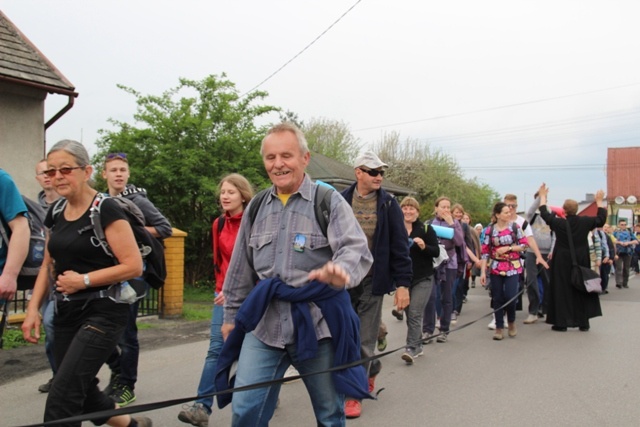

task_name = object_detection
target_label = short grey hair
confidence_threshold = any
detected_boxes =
[47,139,91,167]
[260,122,309,156]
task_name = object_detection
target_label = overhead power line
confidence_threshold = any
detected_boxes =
[241,0,362,98]
[352,82,640,132]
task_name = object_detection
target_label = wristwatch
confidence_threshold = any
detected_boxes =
[83,274,91,288]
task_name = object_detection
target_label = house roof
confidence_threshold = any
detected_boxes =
[307,152,415,196]
[607,147,640,202]
[0,10,76,95]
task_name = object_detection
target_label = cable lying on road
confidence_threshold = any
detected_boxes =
[13,286,524,427]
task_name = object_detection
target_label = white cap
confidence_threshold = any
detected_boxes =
[353,151,388,169]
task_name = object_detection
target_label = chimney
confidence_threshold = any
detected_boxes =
[585,193,595,202]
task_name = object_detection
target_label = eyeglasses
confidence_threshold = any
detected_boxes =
[359,168,385,177]
[506,204,518,209]
[43,166,84,178]
[106,152,127,160]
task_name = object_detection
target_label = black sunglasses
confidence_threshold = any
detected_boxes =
[359,168,385,177]
[43,166,84,178]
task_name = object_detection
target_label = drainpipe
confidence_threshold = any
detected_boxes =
[45,94,75,130]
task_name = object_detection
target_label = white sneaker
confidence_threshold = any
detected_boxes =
[488,319,496,330]
[435,318,441,330]
[488,314,496,330]
[451,312,458,325]
[523,314,538,324]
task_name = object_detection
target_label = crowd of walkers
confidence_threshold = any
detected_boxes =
[4,124,636,427]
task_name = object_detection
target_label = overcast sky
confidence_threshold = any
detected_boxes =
[4,0,640,211]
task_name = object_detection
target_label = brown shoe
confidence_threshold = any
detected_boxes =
[493,329,504,340]
[508,322,517,337]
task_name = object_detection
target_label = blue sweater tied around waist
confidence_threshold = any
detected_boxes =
[215,278,372,408]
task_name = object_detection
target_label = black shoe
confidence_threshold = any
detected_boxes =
[103,371,120,396]
[391,309,404,321]
[551,326,567,332]
[616,284,622,289]
[38,377,54,393]
[602,290,609,294]
[579,327,590,332]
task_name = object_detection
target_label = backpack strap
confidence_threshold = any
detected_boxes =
[89,193,114,258]
[247,184,334,237]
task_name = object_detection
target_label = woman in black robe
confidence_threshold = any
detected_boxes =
[538,184,606,331]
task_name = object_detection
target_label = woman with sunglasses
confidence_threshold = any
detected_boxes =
[21,140,152,427]
[178,173,253,427]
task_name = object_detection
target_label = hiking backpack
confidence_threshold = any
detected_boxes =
[0,195,46,289]
[52,193,167,290]
[216,183,334,236]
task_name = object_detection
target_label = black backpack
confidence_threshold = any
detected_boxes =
[0,195,47,290]
[52,193,167,290]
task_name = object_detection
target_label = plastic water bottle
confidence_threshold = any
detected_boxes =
[118,281,138,304]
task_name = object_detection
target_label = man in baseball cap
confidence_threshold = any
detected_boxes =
[353,151,389,170]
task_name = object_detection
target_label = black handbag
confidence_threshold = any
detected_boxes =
[565,221,602,294]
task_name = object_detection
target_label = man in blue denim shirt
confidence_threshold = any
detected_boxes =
[613,219,637,289]
[221,123,372,426]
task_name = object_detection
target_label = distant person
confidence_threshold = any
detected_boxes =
[422,197,464,344]
[399,197,439,364]
[599,224,616,294]
[34,160,62,393]
[219,123,373,426]
[613,219,637,289]
[102,152,172,407]
[178,174,253,427]
[480,203,528,340]
[341,151,412,419]
[523,192,554,324]
[21,140,152,426]
[35,159,61,211]
[538,184,606,332]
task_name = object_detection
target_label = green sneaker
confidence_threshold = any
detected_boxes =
[377,336,387,351]
[111,384,136,407]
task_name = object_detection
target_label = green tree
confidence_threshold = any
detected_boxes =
[93,74,278,283]
[373,131,498,225]
[302,117,362,164]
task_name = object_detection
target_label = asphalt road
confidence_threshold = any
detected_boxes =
[2,275,640,426]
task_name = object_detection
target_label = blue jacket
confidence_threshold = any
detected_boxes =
[215,278,371,408]
[341,184,412,295]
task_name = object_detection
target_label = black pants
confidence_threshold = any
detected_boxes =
[46,298,129,426]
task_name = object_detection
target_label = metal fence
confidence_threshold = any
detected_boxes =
[8,287,161,320]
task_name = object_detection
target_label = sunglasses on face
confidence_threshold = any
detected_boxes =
[506,204,518,209]
[43,166,84,178]
[359,168,385,177]
[106,152,127,160]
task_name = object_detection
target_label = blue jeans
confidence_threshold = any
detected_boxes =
[42,295,56,374]
[195,304,223,413]
[231,333,344,427]
[490,274,519,329]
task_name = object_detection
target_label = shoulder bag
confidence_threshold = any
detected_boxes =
[565,220,602,294]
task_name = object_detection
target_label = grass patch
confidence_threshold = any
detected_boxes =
[1,326,44,349]
[182,282,215,322]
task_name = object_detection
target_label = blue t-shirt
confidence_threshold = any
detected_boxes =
[0,169,28,273]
